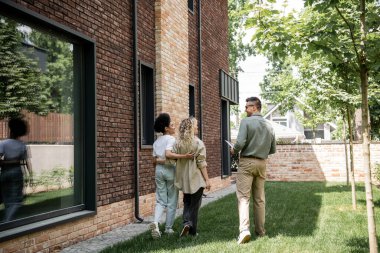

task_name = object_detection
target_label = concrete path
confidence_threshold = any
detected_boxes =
[61,184,236,253]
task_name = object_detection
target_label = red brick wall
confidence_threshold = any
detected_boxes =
[188,1,199,117]
[267,143,380,182]
[13,0,157,203]
[0,1,231,252]
[137,0,156,197]
[11,0,137,205]
[201,0,229,178]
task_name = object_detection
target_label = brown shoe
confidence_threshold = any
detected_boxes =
[255,232,266,238]
[180,225,190,237]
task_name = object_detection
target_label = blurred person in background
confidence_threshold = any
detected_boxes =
[0,117,32,222]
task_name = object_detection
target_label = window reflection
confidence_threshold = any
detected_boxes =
[0,16,79,226]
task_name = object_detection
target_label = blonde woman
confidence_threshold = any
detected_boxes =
[150,113,193,239]
[174,117,211,237]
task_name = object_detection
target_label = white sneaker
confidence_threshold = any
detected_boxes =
[237,230,251,244]
[149,222,161,239]
[164,228,175,234]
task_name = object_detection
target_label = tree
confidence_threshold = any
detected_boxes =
[245,0,379,251]
[228,0,255,124]
[29,31,74,114]
[228,0,253,78]
[0,18,50,119]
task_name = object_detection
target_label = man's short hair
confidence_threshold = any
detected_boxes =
[246,97,261,111]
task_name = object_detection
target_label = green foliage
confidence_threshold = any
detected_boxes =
[228,0,254,77]
[245,0,380,139]
[50,165,67,189]
[30,166,71,191]
[34,170,53,190]
[331,116,346,140]
[0,17,51,119]
[369,96,380,140]
[0,16,74,119]
[68,165,74,187]
[373,163,380,184]
[29,31,74,113]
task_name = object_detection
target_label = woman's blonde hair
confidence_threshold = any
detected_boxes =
[177,117,196,152]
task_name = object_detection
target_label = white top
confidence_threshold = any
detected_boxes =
[152,135,176,159]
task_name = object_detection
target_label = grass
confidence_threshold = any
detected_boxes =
[0,188,74,220]
[101,182,380,253]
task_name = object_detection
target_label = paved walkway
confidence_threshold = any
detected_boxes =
[61,184,236,253]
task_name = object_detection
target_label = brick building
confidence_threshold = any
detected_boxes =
[0,0,239,251]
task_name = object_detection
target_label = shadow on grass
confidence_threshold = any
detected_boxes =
[346,237,369,253]
[102,182,357,253]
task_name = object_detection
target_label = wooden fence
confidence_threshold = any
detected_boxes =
[0,112,73,144]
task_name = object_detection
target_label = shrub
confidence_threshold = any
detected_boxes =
[373,162,380,185]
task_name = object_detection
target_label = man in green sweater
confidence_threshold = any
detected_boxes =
[231,97,276,244]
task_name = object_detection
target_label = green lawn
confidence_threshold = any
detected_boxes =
[102,182,380,253]
[0,188,74,220]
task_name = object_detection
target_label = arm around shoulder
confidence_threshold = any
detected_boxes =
[165,150,194,159]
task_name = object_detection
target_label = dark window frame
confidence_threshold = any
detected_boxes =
[188,0,194,13]
[0,0,96,242]
[139,61,155,147]
[189,84,195,117]
[220,98,231,177]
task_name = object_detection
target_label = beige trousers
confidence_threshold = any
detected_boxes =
[236,157,266,235]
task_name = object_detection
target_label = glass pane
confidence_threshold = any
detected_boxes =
[0,16,81,225]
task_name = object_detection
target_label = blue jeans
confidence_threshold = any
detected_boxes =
[154,164,179,229]
[0,167,24,222]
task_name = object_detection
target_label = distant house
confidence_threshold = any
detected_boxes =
[264,103,336,142]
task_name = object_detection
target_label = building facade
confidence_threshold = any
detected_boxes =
[0,0,238,251]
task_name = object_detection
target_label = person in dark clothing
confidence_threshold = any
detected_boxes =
[0,118,32,222]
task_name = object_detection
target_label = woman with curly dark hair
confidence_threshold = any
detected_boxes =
[149,113,193,239]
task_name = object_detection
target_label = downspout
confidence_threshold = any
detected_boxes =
[133,0,143,222]
[197,0,203,139]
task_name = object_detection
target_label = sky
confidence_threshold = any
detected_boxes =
[237,0,304,113]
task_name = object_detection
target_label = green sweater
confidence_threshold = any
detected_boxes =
[233,113,276,159]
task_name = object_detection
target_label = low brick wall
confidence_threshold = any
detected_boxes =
[267,142,380,182]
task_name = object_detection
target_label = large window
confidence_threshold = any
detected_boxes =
[140,63,154,146]
[0,1,95,240]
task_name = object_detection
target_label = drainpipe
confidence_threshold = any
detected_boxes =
[197,0,203,139]
[133,0,143,222]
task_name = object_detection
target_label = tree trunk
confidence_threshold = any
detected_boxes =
[343,114,349,185]
[354,109,363,141]
[359,1,377,251]
[347,108,357,210]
